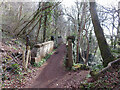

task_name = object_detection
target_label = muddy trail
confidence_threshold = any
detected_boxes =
[25,44,89,88]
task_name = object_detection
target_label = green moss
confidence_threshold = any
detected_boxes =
[33,51,54,67]
[72,64,89,71]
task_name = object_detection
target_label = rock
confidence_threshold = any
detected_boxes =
[0,48,4,52]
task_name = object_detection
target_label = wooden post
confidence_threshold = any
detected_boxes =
[22,35,31,71]
[67,39,73,69]
[25,46,30,69]
[23,46,31,71]
[22,50,25,70]
[26,35,29,52]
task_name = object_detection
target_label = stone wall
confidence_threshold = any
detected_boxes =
[58,37,63,46]
[31,41,54,63]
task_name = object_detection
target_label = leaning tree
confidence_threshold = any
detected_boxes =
[89,1,115,67]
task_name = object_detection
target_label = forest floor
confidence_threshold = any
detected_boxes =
[0,34,89,88]
[1,34,120,89]
[24,44,89,88]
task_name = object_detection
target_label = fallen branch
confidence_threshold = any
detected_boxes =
[16,2,60,37]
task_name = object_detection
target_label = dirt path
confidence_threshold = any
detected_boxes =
[25,44,89,88]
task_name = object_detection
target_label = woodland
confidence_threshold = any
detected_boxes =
[0,0,120,89]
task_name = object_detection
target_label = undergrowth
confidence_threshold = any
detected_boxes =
[80,64,120,89]
[72,63,90,71]
[33,51,55,67]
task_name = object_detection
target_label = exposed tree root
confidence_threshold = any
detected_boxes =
[90,58,120,80]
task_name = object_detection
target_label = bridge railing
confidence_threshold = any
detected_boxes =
[31,41,54,63]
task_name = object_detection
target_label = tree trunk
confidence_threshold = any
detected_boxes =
[43,10,47,42]
[89,2,115,67]
[76,2,85,63]
[84,29,89,65]
[35,15,42,43]
[117,2,120,51]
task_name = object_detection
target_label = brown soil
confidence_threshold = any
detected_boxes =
[25,44,89,88]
